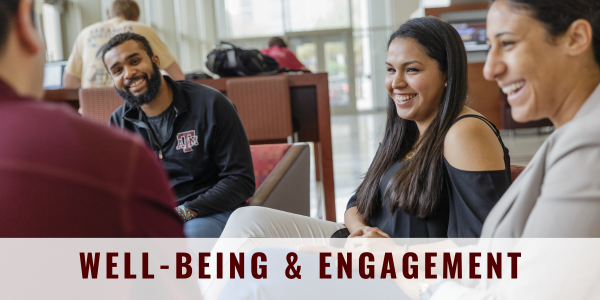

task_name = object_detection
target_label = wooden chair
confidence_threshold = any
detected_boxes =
[226,76,294,144]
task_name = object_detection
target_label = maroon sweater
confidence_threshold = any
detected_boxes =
[0,80,184,237]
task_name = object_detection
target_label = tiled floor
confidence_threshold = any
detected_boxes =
[309,111,551,221]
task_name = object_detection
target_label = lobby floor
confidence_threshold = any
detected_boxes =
[309,111,551,221]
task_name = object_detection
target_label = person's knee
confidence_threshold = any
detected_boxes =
[230,206,273,221]
[221,206,277,238]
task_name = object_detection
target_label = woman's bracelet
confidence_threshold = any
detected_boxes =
[175,205,195,222]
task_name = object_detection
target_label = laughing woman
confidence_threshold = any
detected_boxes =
[219,16,511,241]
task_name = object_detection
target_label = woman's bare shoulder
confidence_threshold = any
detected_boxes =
[443,110,506,171]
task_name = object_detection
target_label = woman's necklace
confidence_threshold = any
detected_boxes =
[405,149,417,160]
[404,143,419,160]
[404,136,421,161]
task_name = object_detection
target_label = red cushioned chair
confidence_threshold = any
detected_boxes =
[248,143,310,216]
[510,165,526,182]
[79,87,124,125]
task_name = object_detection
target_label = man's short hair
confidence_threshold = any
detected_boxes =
[268,37,288,48]
[101,32,155,71]
[110,0,140,21]
[0,0,21,55]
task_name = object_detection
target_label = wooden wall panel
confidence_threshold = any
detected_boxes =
[426,3,502,128]
[467,62,502,128]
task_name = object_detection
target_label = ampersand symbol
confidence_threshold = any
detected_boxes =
[285,252,302,279]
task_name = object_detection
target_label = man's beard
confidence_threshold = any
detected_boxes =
[115,62,162,107]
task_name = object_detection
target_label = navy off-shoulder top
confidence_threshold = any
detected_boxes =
[346,115,511,238]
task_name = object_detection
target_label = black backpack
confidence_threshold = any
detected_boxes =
[206,42,280,77]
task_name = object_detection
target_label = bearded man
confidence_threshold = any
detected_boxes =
[104,32,255,238]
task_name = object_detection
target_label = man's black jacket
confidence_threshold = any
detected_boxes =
[110,77,255,217]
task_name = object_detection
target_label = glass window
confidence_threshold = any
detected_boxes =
[423,0,451,8]
[324,39,349,106]
[293,41,317,72]
[223,0,284,38]
[284,0,350,32]
[354,34,373,111]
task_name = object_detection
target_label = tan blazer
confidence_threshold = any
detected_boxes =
[430,83,600,300]
[482,83,600,238]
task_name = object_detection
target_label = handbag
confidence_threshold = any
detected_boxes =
[205,41,280,77]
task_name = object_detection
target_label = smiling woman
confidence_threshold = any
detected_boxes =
[484,0,600,127]
[349,17,510,239]
[216,17,512,242]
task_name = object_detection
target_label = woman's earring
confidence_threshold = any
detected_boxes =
[445,82,448,87]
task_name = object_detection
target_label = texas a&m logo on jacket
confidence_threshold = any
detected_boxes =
[176,130,199,153]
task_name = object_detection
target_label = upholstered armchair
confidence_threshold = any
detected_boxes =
[248,143,310,216]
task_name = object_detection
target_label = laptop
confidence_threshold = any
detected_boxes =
[43,60,68,90]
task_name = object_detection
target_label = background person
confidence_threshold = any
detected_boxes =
[105,32,255,238]
[0,0,183,238]
[63,0,184,89]
[260,37,310,71]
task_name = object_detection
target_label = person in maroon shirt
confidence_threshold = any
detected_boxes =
[0,0,183,237]
[260,37,310,71]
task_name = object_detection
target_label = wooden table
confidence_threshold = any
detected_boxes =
[43,72,338,222]
[43,88,79,109]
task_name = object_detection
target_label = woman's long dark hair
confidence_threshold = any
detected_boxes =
[355,17,468,221]
[493,0,600,67]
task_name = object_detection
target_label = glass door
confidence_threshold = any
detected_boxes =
[324,37,351,108]
[289,31,357,114]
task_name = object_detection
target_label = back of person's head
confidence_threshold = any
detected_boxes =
[0,0,45,99]
[0,0,20,57]
[110,0,140,21]
[492,0,600,67]
[356,17,468,221]
[268,37,287,48]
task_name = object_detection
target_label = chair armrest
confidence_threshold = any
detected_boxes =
[249,143,311,216]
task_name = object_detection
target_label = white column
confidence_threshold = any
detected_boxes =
[42,3,64,61]
[195,0,220,74]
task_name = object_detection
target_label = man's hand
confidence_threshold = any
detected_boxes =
[174,205,197,222]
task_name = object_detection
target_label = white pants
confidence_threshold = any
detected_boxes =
[221,206,345,238]
[200,207,345,300]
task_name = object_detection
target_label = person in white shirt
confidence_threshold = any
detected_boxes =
[63,0,184,89]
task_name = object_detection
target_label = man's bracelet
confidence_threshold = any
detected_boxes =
[175,205,195,222]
